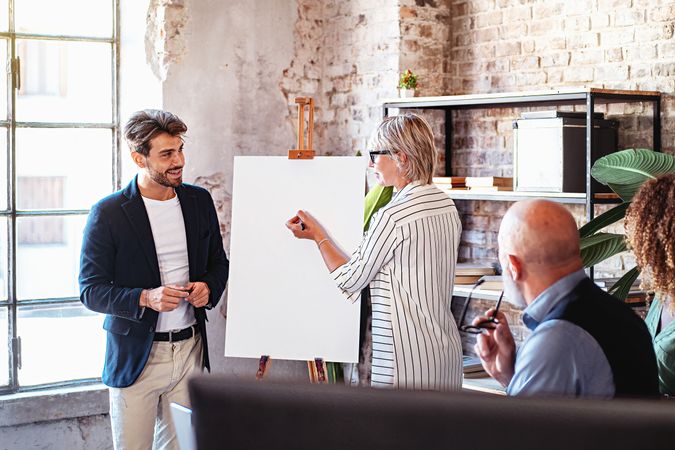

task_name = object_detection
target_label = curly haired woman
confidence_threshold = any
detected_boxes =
[625,173,675,396]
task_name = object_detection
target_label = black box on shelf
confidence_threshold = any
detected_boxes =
[513,114,618,193]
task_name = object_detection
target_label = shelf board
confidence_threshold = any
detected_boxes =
[383,87,660,110]
[462,376,506,395]
[440,189,587,204]
[453,285,502,301]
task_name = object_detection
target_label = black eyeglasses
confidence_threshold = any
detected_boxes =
[458,279,504,335]
[368,150,395,163]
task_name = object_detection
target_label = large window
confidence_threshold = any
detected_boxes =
[0,0,119,393]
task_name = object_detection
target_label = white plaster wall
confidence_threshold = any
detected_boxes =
[164,0,297,189]
[163,0,308,380]
[119,0,163,185]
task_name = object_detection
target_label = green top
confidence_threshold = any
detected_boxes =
[645,297,675,396]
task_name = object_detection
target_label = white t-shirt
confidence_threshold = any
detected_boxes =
[142,194,195,332]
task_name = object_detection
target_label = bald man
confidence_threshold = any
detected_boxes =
[474,200,658,397]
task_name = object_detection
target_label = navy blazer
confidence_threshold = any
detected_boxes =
[79,177,229,388]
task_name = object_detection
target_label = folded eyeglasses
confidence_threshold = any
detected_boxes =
[458,278,504,335]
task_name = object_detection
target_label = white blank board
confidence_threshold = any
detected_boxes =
[224,156,366,362]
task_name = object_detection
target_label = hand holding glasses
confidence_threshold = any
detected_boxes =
[458,279,504,335]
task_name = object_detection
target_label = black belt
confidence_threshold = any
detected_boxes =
[153,324,199,342]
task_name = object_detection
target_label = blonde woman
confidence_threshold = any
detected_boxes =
[286,113,463,391]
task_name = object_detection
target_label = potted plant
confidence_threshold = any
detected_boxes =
[398,69,418,98]
[580,148,675,299]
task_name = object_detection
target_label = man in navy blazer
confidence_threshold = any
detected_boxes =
[79,109,229,450]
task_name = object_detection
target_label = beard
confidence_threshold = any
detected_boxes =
[148,166,182,188]
[502,270,527,309]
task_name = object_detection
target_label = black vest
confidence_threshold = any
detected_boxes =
[543,278,659,397]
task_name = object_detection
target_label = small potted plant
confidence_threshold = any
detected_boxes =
[398,69,418,98]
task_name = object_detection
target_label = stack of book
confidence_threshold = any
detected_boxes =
[454,263,496,285]
[433,176,467,190]
[476,275,504,291]
[463,355,487,378]
[465,176,513,192]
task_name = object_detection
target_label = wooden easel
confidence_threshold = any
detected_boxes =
[256,96,328,384]
[288,97,315,160]
[255,356,328,383]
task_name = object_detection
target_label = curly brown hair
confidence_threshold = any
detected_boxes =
[625,173,675,304]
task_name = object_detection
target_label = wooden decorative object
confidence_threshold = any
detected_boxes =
[289,97,315,159]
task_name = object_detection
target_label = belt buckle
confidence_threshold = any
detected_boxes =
[169,328,178,343]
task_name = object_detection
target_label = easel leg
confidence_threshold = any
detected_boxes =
[256,355,270,380]
[308,357,327,383]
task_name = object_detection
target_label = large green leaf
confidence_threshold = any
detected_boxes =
[364,184,393,231]
[580,233,627,268]
[591,149,675,201]
[578,202,630,239]
[607,266,641,301]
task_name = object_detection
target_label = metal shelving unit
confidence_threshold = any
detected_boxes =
[383,87,661,289]
[383,87,662,222]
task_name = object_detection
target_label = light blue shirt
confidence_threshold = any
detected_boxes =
[506,270,615,398]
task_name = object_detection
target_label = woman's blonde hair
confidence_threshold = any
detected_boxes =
[370,113,437,184]
[625,173,675,305]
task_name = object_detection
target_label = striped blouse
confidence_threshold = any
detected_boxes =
[332,181,463,391]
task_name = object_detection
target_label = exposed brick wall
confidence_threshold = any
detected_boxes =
[399,0,452,97]
[279,0,674,348]
[398,1,453,173]
[281,0,401,157]
[145,0,189,82]
[445,0,675,275]
[280,0,455,156]
[449,0,674,153]
[394,0,675,344]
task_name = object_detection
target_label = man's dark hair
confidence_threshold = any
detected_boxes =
[123,109,187,156]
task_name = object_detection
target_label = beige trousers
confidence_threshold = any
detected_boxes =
[109,334,203,450]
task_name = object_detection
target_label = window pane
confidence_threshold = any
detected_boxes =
[18,303,104,386]
[15,0,113,38]
[17,40,112,123]
[0,128,6,211]
[16,128,113,210]
[0,307,7,387]
[0,39,8,121]
[0,217,6,300]
[16,214,87,300]
[0,0,7,33]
